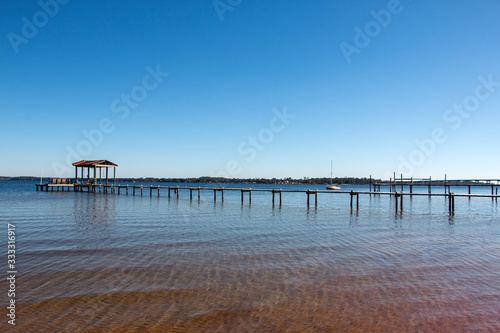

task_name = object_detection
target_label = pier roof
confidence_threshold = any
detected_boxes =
[72,160,118,168]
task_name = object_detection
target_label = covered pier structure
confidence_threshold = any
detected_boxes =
[72,160,118,192]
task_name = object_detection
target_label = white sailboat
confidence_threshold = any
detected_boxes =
[326,161,341,190]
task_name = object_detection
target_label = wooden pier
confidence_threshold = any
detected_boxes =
[371,174,500,196]
[36,183,499,215]
[35,163,499,215]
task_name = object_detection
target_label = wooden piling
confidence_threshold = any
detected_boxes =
[350,191,359,210]
[305,190,317,208]
[394,193,403,212]
[213,189,224,202]
[448,193,455,215]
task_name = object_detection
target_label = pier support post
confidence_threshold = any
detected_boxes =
[448,193,455,214]
[214,189,224,203]
[350,191,359,210]
[306,190,317,208]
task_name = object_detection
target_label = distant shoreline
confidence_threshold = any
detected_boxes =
[0,176,373,185]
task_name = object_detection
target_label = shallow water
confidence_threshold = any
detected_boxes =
[1,181,499,332]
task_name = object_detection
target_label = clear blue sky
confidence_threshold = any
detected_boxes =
[1,0,500,179]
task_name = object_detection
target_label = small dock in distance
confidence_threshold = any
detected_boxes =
[36,178,74,192]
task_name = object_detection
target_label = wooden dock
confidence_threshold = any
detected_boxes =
[35,183,500,214]
[371,174,500,197]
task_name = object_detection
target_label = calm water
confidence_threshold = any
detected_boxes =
[1,180,499,332]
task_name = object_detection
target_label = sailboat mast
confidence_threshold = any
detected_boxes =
[330,160,333,185]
